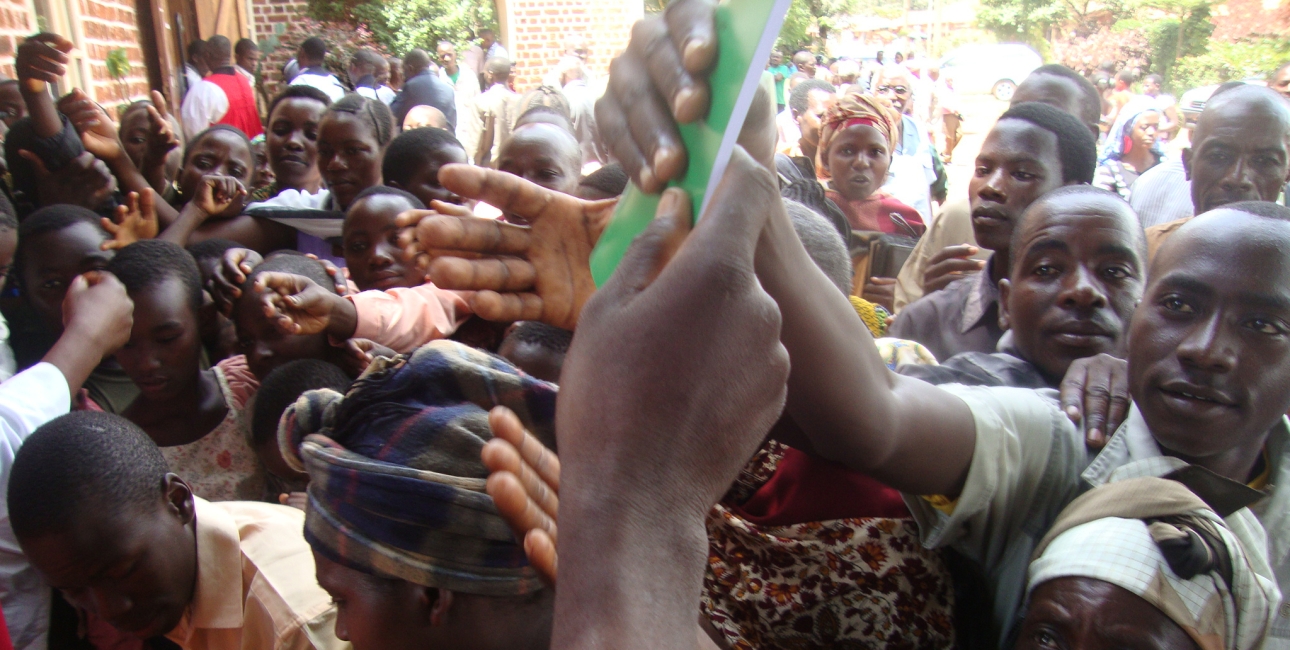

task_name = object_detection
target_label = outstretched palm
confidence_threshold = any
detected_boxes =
[396,166,616,331]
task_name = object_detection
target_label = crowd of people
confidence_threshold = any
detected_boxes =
[0,1,1283,648]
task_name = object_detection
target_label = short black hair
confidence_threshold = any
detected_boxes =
[1143,73,1163,85]
[1211,81,1247,100]
[504,321,573,355]
[235,38,258,57]
[242,252,338,296]
[268,85,332,121]
[327,94,395,148]
[350,185,425,211]
[997,102,1097,184]
[187,40,207,60]
[788,79,836,117]
[382,127,466,187]
[300,37,327,61]
[250,359,351,447]
[15,205,105,289]
[784,198,852,296]
[183,124,251,167]
[517,86,572,123]
[107,240,204,311]
[186,237,242,265]
[207,35,231,61]
[578,162,628,198]
[1222,200,1290,221]
[1028,64,1102,129]
[9,412,170,540]
[1010,185,1146,267]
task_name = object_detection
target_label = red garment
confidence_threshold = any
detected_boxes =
[0,606,12,650]
[827,189,926,236]
[205,71,263,138]
[729,447,910,527]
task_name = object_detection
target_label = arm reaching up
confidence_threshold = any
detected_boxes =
[44,272,134,394]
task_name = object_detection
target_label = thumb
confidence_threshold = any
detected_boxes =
[150,90,169,116]
[18,150,50,177]
[598,187,692,303]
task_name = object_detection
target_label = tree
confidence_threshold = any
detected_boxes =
[306,0,497,55]
[976,0,1070,45]
[776,0,861,54]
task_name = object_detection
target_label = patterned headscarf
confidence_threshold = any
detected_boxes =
[1100,96,1163,164]
[1027,477,1280,650]
[282,340,558,596]
[815,92,901,181]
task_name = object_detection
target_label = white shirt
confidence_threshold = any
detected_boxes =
[1129,156,1193,228]
[356,85,397,106]
[184,64,203,97]
[290,72,347,103]
[882,115,937,221]
[0,363,72,650]
[180,79,230,141]
[486,42,510,61]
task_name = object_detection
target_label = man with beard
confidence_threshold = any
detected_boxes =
[887,102,1096,361]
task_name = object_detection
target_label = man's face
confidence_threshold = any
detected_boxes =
[1012,73,1097,137]
[769,52,783,67]
[1183,92,1290,213]
[1143,77,1161,97]
[796,89,837,152]
[237,47,260,72]
[1128,211,1290,465]
[481,31,496,48]
[437,44,456,69]
[795,54,816,77]
[968,118,1067,258]
[1000,194,1145,382]
[21,480,197,640]
[1017,578,1200,650]
[877,69,914,114]
[1271,67,1290,101]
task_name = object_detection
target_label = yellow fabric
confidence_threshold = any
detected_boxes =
[850,295,887,338]
[166,498,351,650]
[923,493,959,515]
[1248,450,1271,491]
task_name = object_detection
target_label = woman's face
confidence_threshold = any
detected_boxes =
[1131,112,1160,151]
[268,97,326,191]
[826,123,892,203]
[178,130,254,200]
[120,107,150,170]
[318,112,384,211]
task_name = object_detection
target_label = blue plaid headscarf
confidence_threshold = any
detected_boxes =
[283,340,558,596]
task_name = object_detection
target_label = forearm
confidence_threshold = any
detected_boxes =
[22,87,60,138]
[551,489,710,650]
[753,203,975,495]
[41,326,107,394]
[108,154,178,224]
[159,203,211,247]
[324,296,359,341]
[142,160,170,199]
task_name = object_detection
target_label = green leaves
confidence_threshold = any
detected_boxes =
[105,48,130,82]
[305,0,497,54]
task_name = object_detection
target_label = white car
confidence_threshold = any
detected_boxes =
[937,44,1043,101]
[1179,77,1267,127]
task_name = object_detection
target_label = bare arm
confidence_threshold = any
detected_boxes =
[43,272,133,394]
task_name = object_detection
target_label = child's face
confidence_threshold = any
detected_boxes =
[251,141,274,191]
[255,433,309,484]
[115,277,203,401]
[343,195,425,291]
[318,112,385,211]
[388,146,467,207]
[267,97,325,191]
[498,337,564,384]
[22,223,112,332]
[497,124,581,224]
[19,486,197,640]
[234,290,333,379]
[120,108,150,171]
[0,83,25,128]
[179,130,254,200]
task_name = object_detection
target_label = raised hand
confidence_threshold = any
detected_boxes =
[145,91,181,162]
[193,174,247,219]
[396,170,616,331]
[15,33,73,93]
[209,247,263,314]
[481,406,561,585]
[340,338,396,375]
[253,271,354,337]
[922,244,986,294]
[101,189,159,250]
[59,89,122,161]
[20,150,117,210]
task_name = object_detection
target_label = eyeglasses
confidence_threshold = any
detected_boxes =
[877,85,909,95]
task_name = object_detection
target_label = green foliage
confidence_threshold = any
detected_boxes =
[305,0,496,55]
[1171,37,1290,89]
[975,0,1068,47]
[105,48,131,81]
[776,0,861,54]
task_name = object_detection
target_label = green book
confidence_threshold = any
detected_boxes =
[589,0,792,286]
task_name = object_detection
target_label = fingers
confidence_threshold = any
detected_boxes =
[139,188,156,221]
[1059,361,1087,425]
[439,165,581,224]
[663,0,718,74]
[928,244,979,264]
[34,33,75,54]
[428,256,537,292]
[523,529,558,585]
[603,52,685,192]
[629,17,707,124]
[150,90,170,117]
[490,406,561,492]
[17,150,50,177]
[485,469,558,542]
[412,213,532,257]
[594,93,651,190]
[471,291,544,323]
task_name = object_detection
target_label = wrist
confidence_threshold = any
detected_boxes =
[326,294,359,340]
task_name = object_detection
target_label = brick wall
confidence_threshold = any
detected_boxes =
[503,0,642,91]
[252,0,309,43]
[81,0,150,105]
[0,0,35,79]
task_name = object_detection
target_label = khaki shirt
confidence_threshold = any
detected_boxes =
[165,499,349,650]
[905,385,1288,648]
[1145,216,1191,261]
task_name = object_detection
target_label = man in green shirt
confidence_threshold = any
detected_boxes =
[767,50,794,113]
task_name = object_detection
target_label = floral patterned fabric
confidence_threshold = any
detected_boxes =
[160,356,266,502]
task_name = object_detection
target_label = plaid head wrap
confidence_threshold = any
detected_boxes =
[1027,477,1280,650]
[284,340,558,596]
[815,93,901,181]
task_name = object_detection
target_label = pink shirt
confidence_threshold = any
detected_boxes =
[348,284,473,353]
